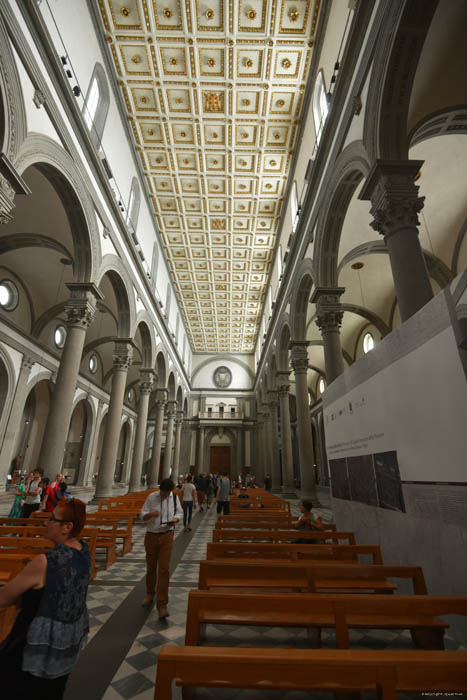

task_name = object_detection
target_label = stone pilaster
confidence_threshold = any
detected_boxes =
[161,400,177,480]
[267,391,281,491]
[0,355,35,484]
[148,389,167,487]
[276,372,296,497]
[196,424,205,475]
[312,287,345,384]
[38,283,102,479]
[171,410,184,482]
[94,339,133,499]
[290,341,319,502]
[128,369,155,492]
[360,159,433,321]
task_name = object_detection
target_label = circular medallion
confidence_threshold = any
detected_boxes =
[213,366,232,388]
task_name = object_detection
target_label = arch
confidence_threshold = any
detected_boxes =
[95,255,136,337]
[83,63,110,148]
[191,355,255,384]
[155,349,167,388]
[151,242,159,281]
[14,134,100,281]
[409,106,467,148]
[175,385,183,410]
[65,396,95,485]
[126,176,141,230]
[0,346,16,478]
[134,314,155,367]
[363,0,439,161]
[337,240,454,290]
[0,233,74,262]
[276,315,291,372]
[167,372,176,401]
[0,14,27,161]
[314,141,371,287]
[289,259,316,340]
[203,426,238,477]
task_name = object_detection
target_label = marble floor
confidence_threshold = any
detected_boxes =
[0,491,464,699]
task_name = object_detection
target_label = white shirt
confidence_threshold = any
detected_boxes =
[140,491,183,534]
[181,483,196,503]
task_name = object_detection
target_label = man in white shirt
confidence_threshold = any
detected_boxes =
[140,478,183,618]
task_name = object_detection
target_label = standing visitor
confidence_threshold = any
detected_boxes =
[21,468,43,518]
[8,476,26,518]
[140,478,183,617]
[216,472,231,515]
[264,472,272,491]
[181,475,197,531]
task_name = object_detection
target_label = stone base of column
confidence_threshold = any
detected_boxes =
[281,486,297,498]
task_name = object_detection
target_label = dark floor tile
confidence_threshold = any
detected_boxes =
[126,649,157,670]
[112,672,154,699]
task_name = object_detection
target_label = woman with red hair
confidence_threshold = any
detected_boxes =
[0,498,91,699]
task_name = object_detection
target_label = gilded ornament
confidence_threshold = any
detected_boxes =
[207,57,216,67]
[241,132,248,138]
[120,7,130,17]
[289,8,299,21]
[265,183,272,189]
[183,158,189,164]
[270,160,276,166]
[242,98,251,106]
[175,97,183,104]
[169,57,178,65]
[205,8,214,20]
[213,159,218,164]
[276,99,285,107]
[180,131,186,137]
[163,8,173,18]
[247,8,256,20]
[281,58,292,69]
[141,96,148,104]
[273,132,281,139]
[212,132,218,138]
[131,55,141,64]
[244,58,253,68]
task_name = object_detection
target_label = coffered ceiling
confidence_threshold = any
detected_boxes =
[98,0,321,353]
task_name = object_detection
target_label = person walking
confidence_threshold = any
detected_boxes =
[216,472,231,516]
[181,475,197,531]
[140,478,183,618]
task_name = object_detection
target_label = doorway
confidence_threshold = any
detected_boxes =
[210,446,230,475]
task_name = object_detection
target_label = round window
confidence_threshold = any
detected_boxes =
[127,389,134,403]
[363,332,375,354]
[0,279,19,311]
[89,354,98,374]
[319,377,326,395]
[54,325,67,349]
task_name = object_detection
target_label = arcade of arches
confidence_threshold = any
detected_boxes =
[0,0,466,625]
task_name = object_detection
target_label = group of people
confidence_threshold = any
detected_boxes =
[8,470,71,519]
[178,472,232,530]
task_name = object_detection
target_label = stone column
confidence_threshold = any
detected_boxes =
[0,355,35,485]
[38,283,102,479]
[261,405,275,485]
[290,341,319,502]
[255,412,265,484]
[171,410,184,482]
[276,372,296,497]
[359,159,433,322]
[147,389,167,487]
[267,391,281,491]
[196,424,205,475]
[311,287,345,384]
[161,400,177,480]
[94,340,133,499]
[128,369,155,493]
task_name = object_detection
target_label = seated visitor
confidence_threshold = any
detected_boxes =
[292,500,325,542]
[0,499,91,700]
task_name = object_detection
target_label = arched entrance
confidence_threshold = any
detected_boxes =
[115,420,130,482]
[63,400,93,484]
[205,427,238,477]
[15,380,52,476]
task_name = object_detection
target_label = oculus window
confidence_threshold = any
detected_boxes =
[89,354,98,374]
[54,325,67,349]
[0,279,19,311]
[363,332,375,354]
[312,70,329,146]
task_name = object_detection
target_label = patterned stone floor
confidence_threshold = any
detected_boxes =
[1,491,465,699]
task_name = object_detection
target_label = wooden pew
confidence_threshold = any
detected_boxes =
[212,528,356,544]
[154,645,467,700]
[0,554,35,643]
[198,561,427,594]
[206,542,383,564]
[85,513,133,556]
[185,591,467,649]
[215,520,337,531]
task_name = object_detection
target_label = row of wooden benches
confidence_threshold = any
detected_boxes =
[154,495,467,698]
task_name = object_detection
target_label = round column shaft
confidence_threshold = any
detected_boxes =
[277,374,296,497]
[161,401,177,480]
[94,341,133,499]
[128,370,154,493]
[171,412,184,483]
[290,341,319,502]
[38,284,101,479]
[148,390,167,487]
[196,425,205,475]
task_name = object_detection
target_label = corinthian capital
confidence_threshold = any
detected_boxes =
[311,287,345,334]
[359,159,425,239]
[112,338,134,371]
[64,283,104,331]
[166,400,177,418]
[139,368,155,395]
[290,341,310,374]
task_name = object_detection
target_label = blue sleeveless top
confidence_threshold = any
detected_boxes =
[22,541,91,679]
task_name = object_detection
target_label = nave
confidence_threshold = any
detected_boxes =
[2,489,466,700]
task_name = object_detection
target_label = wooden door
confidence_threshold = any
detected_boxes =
[210,446,231,475]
